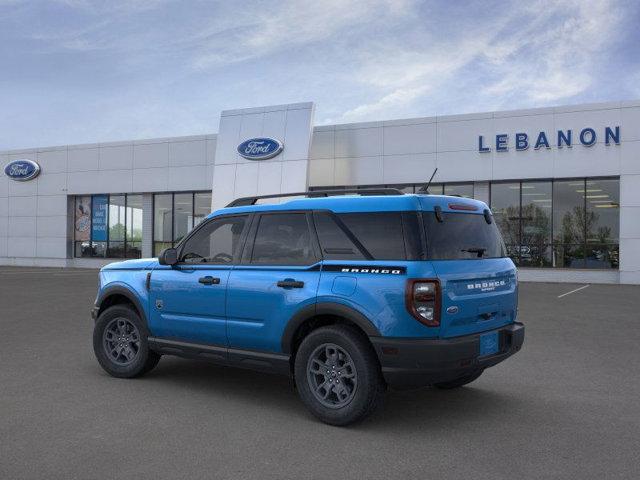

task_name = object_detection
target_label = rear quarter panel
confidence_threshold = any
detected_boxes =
[318,260,441,338]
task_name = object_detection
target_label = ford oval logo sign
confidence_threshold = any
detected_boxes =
[237,137,283,160]
[4,159,41,182]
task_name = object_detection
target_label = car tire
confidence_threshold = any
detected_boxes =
[93,304,160,378]
[434,370,483,389]
[294,325,385,426]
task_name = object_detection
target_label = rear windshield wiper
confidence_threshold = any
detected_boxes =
[461,247,487,258]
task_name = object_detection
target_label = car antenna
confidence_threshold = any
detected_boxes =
[417,168,438,194]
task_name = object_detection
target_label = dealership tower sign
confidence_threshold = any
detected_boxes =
[478,126,620,152]
[237,137,284,160]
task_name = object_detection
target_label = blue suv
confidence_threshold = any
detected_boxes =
[92,189,524,425]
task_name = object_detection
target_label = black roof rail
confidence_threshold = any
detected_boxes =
[225,188,404,208]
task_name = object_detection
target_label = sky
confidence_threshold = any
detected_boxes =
[1,0,639,150]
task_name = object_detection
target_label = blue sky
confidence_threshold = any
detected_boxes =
[1,0,639,150]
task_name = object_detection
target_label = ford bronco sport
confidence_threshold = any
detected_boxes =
[92,189,524,425]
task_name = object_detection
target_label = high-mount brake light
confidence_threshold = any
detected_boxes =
[448,203,478,211]
[405,279,441,327]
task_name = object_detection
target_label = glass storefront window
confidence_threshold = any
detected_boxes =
[486,177,619,270]
[153,194,173,256]
[421,183,443,194]
[490,182,521,263]
[520,181,552,267]
[585,179,619,269]
[108,195,126,258]
[153,191,212,256]
[194,192,212,227]
[74,193,144,259]
[553,180,586,267]
[126,195,143,259]
[173,193,193,244]
[444,183,474,198]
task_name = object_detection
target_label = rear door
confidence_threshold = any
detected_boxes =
[226,212,321,353]
[422,211,517,338]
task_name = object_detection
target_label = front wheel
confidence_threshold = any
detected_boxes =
[93,304,160,378]
[294,325,384,426]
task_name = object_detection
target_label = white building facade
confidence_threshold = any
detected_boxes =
[1,100,639,284]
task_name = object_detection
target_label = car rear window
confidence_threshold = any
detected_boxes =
[423,212,506,260]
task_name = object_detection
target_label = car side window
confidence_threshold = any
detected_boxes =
[313,211,366,260]
[338,212,407,260]
[180,215,248,264]
[250,213,316,265]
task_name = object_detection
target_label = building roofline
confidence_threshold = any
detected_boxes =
[2,98,638,154]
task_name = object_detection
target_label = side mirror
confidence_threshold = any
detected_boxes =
[158,247,178,266]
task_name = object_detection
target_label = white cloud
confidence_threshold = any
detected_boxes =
[0,0,634,149]
[191,0,415,70]
[334,0,625,122]
[481,0,622,105]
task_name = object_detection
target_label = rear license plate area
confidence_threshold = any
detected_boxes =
[479,331,499,357]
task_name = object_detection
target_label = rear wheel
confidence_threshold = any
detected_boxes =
[434,370,483,389]
[93,304,160,378]
[294,325,384,426]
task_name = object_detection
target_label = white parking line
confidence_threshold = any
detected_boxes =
[557,284,590,298]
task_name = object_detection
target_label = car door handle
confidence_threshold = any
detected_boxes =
[277,279,305,289]
[198,276,220,285]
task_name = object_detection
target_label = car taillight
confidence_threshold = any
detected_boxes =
[406,279,441,327]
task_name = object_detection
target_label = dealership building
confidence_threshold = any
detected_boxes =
[1,100,639,284]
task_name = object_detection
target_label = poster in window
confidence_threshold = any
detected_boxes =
[92,195,108,242]
[74,196,91,241]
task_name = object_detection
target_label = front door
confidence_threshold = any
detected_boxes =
[149,214,249,346]
[226,212,321,353]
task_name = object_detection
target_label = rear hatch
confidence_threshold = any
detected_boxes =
[421,208,517,338]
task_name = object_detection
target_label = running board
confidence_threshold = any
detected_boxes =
[148,337,291,376]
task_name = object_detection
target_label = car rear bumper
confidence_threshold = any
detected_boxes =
[370,322,525,389]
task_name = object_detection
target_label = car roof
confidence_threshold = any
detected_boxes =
[208,194,489,218]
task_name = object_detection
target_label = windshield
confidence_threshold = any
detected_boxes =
[422,212,507,260]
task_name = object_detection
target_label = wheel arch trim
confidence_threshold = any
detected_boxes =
[281,302,381,354]
[95,284,148,325]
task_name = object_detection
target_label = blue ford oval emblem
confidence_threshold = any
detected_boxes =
[4,159,41,181]
[237,137,283,160]
[446,306,459,314]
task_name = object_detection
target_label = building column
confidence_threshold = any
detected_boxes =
[142,193,154,258]
[211,102,315,210]
[473,181,490,204]
[619,174,640,284]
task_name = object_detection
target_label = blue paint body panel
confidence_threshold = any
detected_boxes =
[96,193,519,361]
[226,264,321,351]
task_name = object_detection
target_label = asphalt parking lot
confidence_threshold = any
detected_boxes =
[1,267,639,479]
